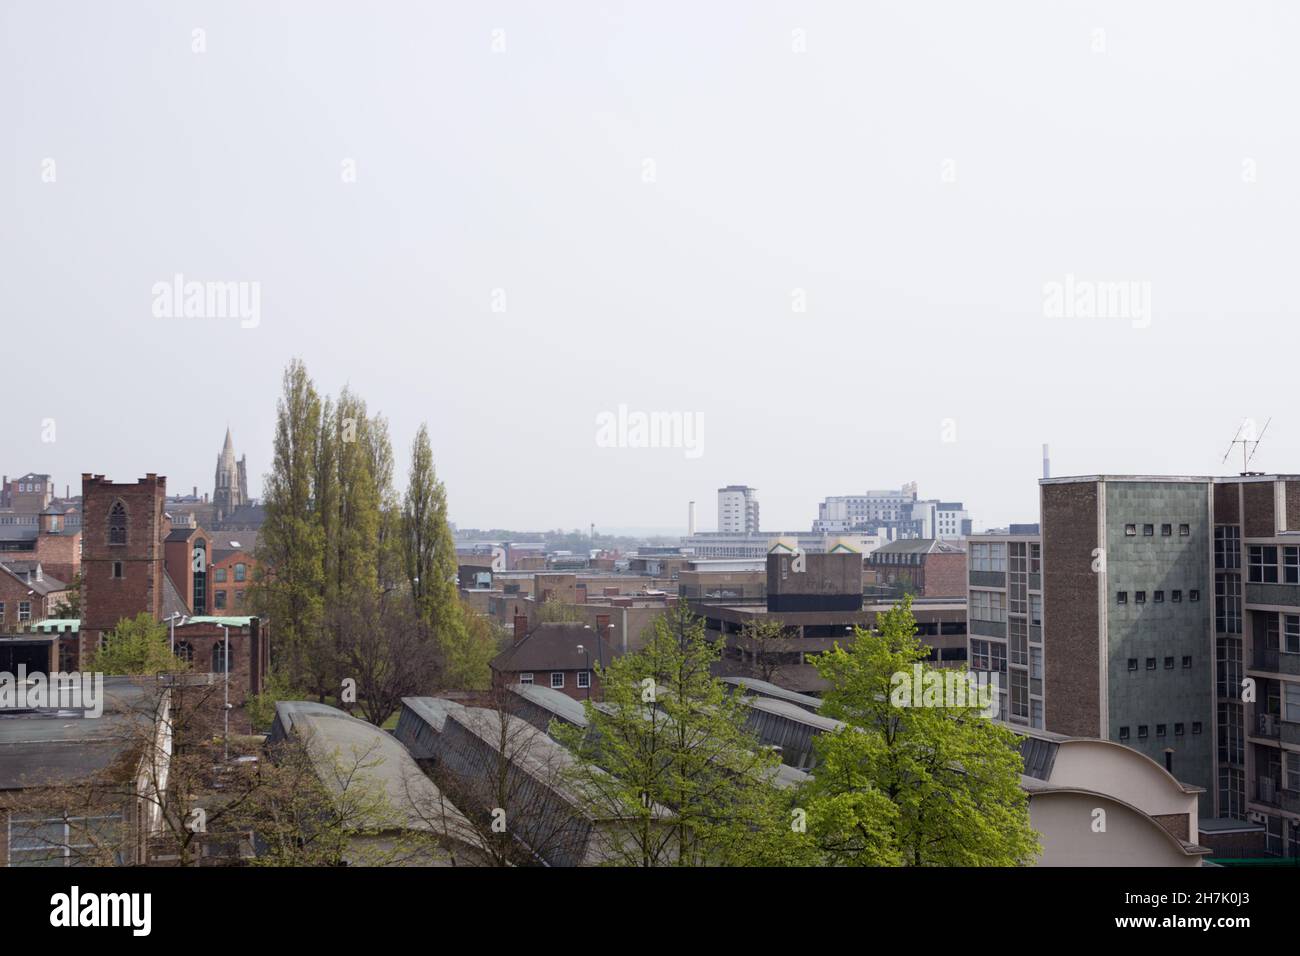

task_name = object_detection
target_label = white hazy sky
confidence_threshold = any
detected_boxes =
[4,1,1299,534]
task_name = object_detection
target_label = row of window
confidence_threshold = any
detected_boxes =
[0,601,32,621]
[1116,589,1199,605]
[1118,722,1201,740]
[1127,655,1194,671]
[1246,545,1300,584]
[214,565,247,583]
[518,671,591,689]
[970,542,1040,573]
[1124,523,1191,537]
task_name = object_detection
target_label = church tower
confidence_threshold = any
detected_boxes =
[213,427,246,521]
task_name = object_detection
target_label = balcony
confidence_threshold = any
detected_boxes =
[1254,711,1281,739]
[1250,647,1300,677]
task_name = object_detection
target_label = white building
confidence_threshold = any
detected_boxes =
[717,485,760,534]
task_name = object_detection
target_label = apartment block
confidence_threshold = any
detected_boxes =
[966,530,1043,730]
[717,485,760,534]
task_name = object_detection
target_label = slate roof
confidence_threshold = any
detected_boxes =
[491,622,619,674]
[0,562,68,596]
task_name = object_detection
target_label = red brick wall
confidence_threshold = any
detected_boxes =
[80,473,168,661]
[1242,481,1276,538]
[492,666,602,701]
[208,551,255,613]
[920,552,967,597]
[34,530,80,587]
[172,619,266,708]
[1214,481,1240,525]
[0,573,68,628]
[1041,481,1103,738]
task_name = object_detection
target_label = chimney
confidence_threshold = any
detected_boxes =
[1042,443,1051,480]
[688,501,696,536]
[513,614,529,645]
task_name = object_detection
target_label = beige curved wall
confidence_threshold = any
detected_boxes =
[1031,792,1200,867]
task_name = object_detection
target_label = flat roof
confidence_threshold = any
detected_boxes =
[1041,474,1300,485]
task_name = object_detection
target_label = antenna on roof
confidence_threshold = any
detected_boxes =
[1222,417,1270,475]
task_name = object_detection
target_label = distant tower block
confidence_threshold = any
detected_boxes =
[1042,444,1051,480]
[688,501,696,536]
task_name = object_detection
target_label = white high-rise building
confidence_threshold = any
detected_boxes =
[717,485,760,534]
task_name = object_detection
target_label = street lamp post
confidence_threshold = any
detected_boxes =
[220,623,230,762]
[166,612,187,655]
[576,640,592,700]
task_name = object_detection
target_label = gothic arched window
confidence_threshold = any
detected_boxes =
[175,641,194,665]
[108,501,127,546]
[212,639,231,673]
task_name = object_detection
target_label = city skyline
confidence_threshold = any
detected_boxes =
[6,3,1300,534]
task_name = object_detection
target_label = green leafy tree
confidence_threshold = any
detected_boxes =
[446,599,503,691]
[251,359,325,688]
[51,573,82,618]
[88,613,186,675]
[553,602,817,866]
[800,596,1039,866]
[534,597,583,624]
[401,423,459,644]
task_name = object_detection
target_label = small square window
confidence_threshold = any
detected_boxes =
[1156,724,1167,737]
[1174,722,1185,736]
[1161,524,1172,536]
[1154,590,1164,603]
[1128,658,1139,672]
[1164,656,1174,669]
[1143,524,1154,536]
[1118,726,1130,740]
[519,672,534,685]
[1138,725,1149,738]
[550,672,565,689]
[577,671,590,689]
[1192,722,1202,734]
[1182,655,1192,668]
[1172,590,1182,602]
[1189,589,1200,601]
[1125,524,1137,536]
[1179,524,1190,536]
[1135,591,1146,604]
[1117,591,1128,605]
[1146,657,1156,670]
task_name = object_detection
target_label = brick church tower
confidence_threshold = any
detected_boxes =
[80,473,168,664]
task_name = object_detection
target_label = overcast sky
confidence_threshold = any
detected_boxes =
[4,2,1298,535]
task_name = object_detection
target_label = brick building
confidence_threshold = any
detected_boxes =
[80,474,173,663]
[865,538,967,598]
[0,561,71,629]
[490,620,618,700]
[209,548,255,612]
[0,506,81,585]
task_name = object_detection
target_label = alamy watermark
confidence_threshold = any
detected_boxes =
[1043,274,1150,329]
[595,404,704,459]
[0,667,105,717]
[890,664,1000,718]
[152,273,260,329]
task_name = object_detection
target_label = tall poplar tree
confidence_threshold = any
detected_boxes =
[251,359,324,685]
[402,423,459,642]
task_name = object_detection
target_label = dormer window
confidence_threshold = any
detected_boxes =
[108,501,127,545]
